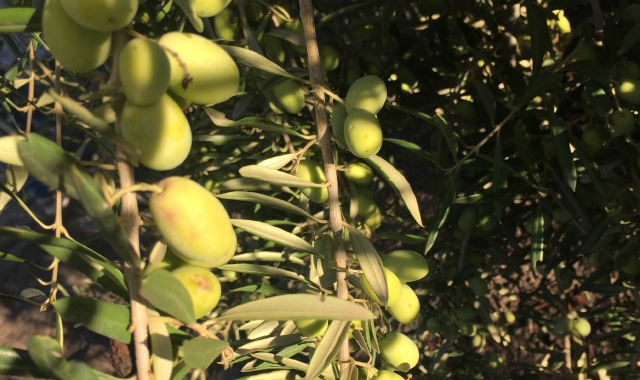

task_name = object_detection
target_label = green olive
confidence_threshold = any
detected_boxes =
[344,109,383,158]
[295,160,328,203]
[60,0,137,32]
[345,75,387,115]
[120,38,171,107]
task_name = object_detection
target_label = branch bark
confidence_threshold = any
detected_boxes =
[297,0,350,373]
[110,30,150,380]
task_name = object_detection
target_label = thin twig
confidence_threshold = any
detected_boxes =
[298,0,350,373]
[111,30,151,380]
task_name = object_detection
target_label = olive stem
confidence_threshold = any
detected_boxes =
[109,183,164,206]
[111,30,151,380]
[298,0,350,373]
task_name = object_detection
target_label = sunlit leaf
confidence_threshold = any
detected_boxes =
[53,297,131,344]
[217,191,324,222]
[219,45,298,79]
[232,219,319,254]
[183,338,229,369]
[304,320,349,380]
[0,7,41,33]
[140,269,196,325]
[345,226,387,306]
[365,155,423,226]
[218,294,376,321]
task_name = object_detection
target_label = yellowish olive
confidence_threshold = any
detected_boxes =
[42,0,112,73]
[120,38,171,107]
[273,80,305,114]
[378,332,419,371]
[381,250,429,283]
[190,0,231,17]
[295,160,328,203]
[121,94,192,171]
[344,162,374,186]
[360,267,402,307]
[388,284,420,324]
[171,266,221,319]
[294,319,328,338]
[345,75,387,114]
[160,32,239,105]
[60,0,137,32]
[150,177,237,268]
[344,109,383,158]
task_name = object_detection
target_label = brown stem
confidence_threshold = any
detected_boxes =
[298,0,350,373]
[110,30,150,380]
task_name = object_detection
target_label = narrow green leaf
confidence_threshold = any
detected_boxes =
[47,90,140,165]
[365,155,423,226]
[230,251,305,264]
[0,8,41,34]
[381,0,398,45]
[0,165,29,212]
[63,360,99,380]
[0,346,50,378]
[173,0,204,32]
[183,338,230,369]
[619,22,640,55]
[27,335,67,378]
[551,126,577,191]
[140,269,196,325]
[218,263,316,287]
[217,191,324,222]
[238,165,325,188]
[257,154,297,170]
[231,219,319,254]
[204,107,311,139]
[264,29,306,53]
[470,78,496,126]
[513,122,539,183]
[304,320,349,380]
[569,134,609,197]
[383,138,440,166]
[345,225,388,306]
[577,217,611,255]
[218,294,376,321]
[53,297,131,344]
[530,202,545,272]
[230,285,291,294]
[0,135,25,166]
[219,45,298,79]
[424,181,455,254]
[67,165,141,267]
[518,72,563,107]
[387,103,458,156]
[217,178,272,192]
[526,1,552,74]
[147,309,173,380]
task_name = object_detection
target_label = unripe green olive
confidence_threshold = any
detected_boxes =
[294,319,328,338]
[171,266,221,319]
[388,284,420,323]
[345,75,387,115]
[150,177,237,268]
[609,108,635,137]
[120,38,170,107]
[377,332,419,371]
[42,0,112,73]
[356,188,380,223]
[273,80,305,114]
[160,32,239,105]
[553,317,571,337]
[319,45,340,72]
[214,7,239,40]
[331,102,348,145]
[468,276,488,296]
[457,208,478,232]
[456,304,476,320]
[344,109,383,158]
[363,208,382,229]
[190,0,232,17]
[582,127,607,153]
[458,319,477,336]
[373,370,403,380]
[360,267,402,307]
[121,94,191,171]
[572,318,591,337]
[618,61,640,79]
[381,250,429,283]
[617,79,640,104]
[456,99,476,121]
[60,0,137,32]
[345,162,374,187]
[295,160,328,203]
[264,35,286,63]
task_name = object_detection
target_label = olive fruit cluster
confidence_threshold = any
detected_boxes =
[119,32,239,171]
[333,75,387,158]
[360,250,427,324]
[42,0,137,72]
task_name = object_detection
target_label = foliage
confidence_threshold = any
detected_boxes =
[0,0,639,379]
